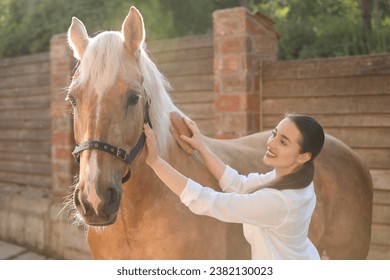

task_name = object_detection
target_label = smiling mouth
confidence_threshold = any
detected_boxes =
[265,149,277,158]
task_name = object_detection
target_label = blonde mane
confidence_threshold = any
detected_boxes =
[138,48,181,156]
[74,31,181,157]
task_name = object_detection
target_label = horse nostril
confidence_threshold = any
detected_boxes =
[74,189,81,209]
[107,187,119,205]
[74,188,94,216]
[103,186,120,214]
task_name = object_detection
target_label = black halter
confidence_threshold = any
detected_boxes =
[72,101,152,184]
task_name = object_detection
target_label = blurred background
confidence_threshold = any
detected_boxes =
[1,0,390,59]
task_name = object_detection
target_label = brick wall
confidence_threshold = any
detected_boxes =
[213,8,279,138]
[50,34,78,202]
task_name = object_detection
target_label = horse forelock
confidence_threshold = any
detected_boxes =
[77,31,124,96]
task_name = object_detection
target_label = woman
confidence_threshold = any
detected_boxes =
[144,114,325,260]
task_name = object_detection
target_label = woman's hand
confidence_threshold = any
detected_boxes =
[144,123,159,166]
[181,118,207,153]
[144,123,188,196]
[181,118,226,181]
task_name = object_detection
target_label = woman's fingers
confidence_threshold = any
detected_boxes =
[144,123,159,166]
[180,135,191,143]
[183,117,198,134]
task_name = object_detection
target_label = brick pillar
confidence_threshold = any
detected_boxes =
[50,34,76,201]
[213,8,279,137]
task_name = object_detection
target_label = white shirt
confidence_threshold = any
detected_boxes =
[180,165,320,260]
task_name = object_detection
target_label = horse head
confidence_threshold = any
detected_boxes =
[66,7,175,226]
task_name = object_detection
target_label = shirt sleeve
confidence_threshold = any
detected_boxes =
[219,165,275,194]
[180,178,289,228]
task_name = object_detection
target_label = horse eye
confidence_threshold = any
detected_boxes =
[127,94,140,106]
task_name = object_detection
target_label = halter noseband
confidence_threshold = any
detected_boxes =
[72,101,152,184]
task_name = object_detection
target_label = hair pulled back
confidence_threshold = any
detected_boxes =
[254,114,325,191]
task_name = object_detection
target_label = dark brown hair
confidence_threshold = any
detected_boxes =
[254,114,325,191]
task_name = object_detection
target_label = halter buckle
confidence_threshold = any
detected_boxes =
[116,147,127,161]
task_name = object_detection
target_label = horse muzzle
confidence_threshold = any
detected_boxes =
[74,185,122,226]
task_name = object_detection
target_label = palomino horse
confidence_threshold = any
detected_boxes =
[66,7,373,259]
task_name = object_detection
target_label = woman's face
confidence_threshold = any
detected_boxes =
[263,118,311,177]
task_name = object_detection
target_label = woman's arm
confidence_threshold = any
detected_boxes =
[180,118,226,181]
[180,118,275,194]
[145,124,287,227]
[144,123,187,196]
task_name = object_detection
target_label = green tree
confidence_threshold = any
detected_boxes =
[0,0,121,56]
[251,0,390,59]
[0,0,243,57]
[1,0,389,59]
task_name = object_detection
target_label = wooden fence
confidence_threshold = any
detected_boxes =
[148,34,216,135]
[0,53,51,190]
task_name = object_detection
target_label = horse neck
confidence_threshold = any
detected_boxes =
[124,136,206,192]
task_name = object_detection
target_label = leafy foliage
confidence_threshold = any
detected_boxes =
[0,0,389,59]
[251,0,390,59]
[0,0,242,57]
[0,0,121,56]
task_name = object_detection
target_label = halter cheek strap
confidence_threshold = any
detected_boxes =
[72,101,152,184]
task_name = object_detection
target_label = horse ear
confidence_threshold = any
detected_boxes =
[122,6,145,53]
[68,17,89,60]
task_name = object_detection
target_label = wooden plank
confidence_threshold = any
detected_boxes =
[0,129,51,141]
[148,34,213,52]
[367,244,390,260]
[262,75,390,98]
[0,85,50,98]
[0,171,51,188]
[158,58,213,76]
[324,127,390,149]
[371,170,390,191]
[0,61,50,78]
[176,102,215,119]
[0,74,50,89]
[262,113,390,128]
[373,190,390,205]
[0,140,50,154]
[171,90,214,104]
[355,149,390,170]
[0,151,50,163]
[0,160,51,175]
[169,74,213,92]
[313,114,390,127]
[152,47,213,64]
[0,52,49,67]
[263,125,390,150]
[373,204,390,224]
[0,119,51,130]
[0,108,50,120]
[262,96,390,114]
[371,224,390,246]
[0,95,50,110]
[262,54,390,80]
